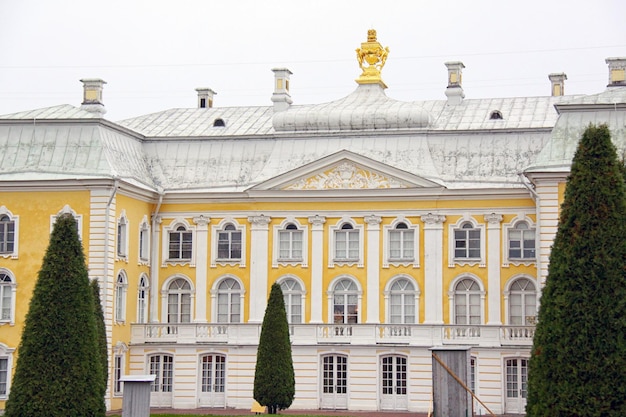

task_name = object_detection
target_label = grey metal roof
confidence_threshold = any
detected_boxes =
[0,104,101,120]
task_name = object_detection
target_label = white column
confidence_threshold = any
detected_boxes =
[421,213,446,324]
[150,215,162,322]
[308,215,326,323]
[248,215,271,323]
[364,214,381,323]
[193,215,210,322]
[484,213,503,325]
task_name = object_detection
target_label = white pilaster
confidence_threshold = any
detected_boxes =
[150,215,162,322]
[193,215,210,322]
[248,215,271,323]
[421,213,446,324]
[364,214,381,323]
[484,213,503,325]
[308,215,326,323]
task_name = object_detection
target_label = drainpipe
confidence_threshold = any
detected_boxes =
[150,191,164,323]
[103,178,119,308]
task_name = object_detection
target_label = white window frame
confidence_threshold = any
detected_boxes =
[162,218,196,267]
[448,275,486,325]
[273,218,308,268]
[211,218,246,267]
[116,210,129,261]
[383,217,419,268]
[383,275,420,324]
[51,205,83,241]
[199,353,227,394]
[448,216,485,267]
[328,218,364,268]
[0,206,18,259]
[277,275,307,324]
[115,270,128,323]
[211,276,244,323]
[161,275,194,324]
[112,343,128,397]
[0,343,15,399]
[0,269,17,325]
[138,215,150,265]
[137,274,149,324]
[504,275,538,325]
[327,276,362,324]
[503,216,537,266]
[148,353,174,393]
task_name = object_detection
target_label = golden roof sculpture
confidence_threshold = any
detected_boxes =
[355,29,389,88]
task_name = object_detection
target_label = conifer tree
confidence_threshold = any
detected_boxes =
[91,279,109,397]
[5,214,106,417]
[253,283,295,414]
[526,124,626,416]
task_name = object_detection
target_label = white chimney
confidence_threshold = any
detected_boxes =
[196,88,217,108]
[444,61,465,105]
[271,68,293,112]
[549,73,567,96]
[606,57,626,87]
[80,78,106,116]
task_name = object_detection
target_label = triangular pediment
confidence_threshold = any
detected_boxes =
[250,150,444,191]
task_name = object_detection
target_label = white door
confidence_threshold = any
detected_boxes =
[505,358,528,414]
[198,354,226,407]
[149,354,173,408]
[380,355,408,410]
[320,355,348,409]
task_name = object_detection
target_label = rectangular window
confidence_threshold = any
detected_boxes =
[217,230,241,260]
[114,355,123,395]
[335,230,359,260]
[0,221,14,253]
[169,230,192,260]
[0,357,7,396]
[455,228,480,258]
[278,230,303,260]
[117,221,126,257]
[139,227,149,261]
[389,230,414,260]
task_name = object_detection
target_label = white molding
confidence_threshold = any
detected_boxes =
[209,275,245,323]
[210,218,246,268]
[0,268,17,326]
[277,274,307,324]
[114,269,128,324]
[0,206,18,259]
[326,275,363,324]
[160,274,195,323]
[162,217,196,267]
[382,216,419,268]
[447,274,486,325]
[382,274,421,324]
[502,215,537,267]
[328,217,364,268]
[272,217,309,268]
[138,215,151,265]
[447,214,486,268]
[51,204,83,240]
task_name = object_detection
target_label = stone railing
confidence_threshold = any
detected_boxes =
[131,323,535,347]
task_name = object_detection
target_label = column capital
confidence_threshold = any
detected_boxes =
[248,214,271,228]
[193,214,210,227]
[484,212,503,226]
[421,213,446,225]
[308,214,326,227]
[364,214,382,226]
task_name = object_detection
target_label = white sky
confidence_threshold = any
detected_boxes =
[0,0,625,121]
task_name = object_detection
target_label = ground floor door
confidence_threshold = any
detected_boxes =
[380,355,408,410]
[505,358,528,414]
[198,354,226,407]
[149,354,173,408]
[320,354,348,410]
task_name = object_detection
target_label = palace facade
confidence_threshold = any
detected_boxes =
[0,31,625,414]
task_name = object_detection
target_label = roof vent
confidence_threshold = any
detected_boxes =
[606,57,626,87]
[196,88,216,108]
[213,118,225,127]
[548,73,567,96]
[271,68,293,112]
[489,110,503,120]
[80,78,107,116]
[444,61,465,105]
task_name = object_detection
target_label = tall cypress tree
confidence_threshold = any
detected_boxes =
[91,279,109,398]
[253,283,295,414]
[526,124,626,416]
[5,214,106,417]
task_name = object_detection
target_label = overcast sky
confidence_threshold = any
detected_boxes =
[1,0,625,121]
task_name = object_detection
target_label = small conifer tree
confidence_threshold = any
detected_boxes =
[5,214,106,417]
[526,124,626,416]
[91,279,109,397]
[253,283,295,414]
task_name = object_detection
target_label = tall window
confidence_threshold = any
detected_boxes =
[217,224,241,260]
[0,215,14,254]
[335,224,359,261]
[139,221,150,262]
[169,225,192,260]
[216,278,242,323]
[280,278,303,324]
[454,222,481,259]
[167,278,192,324]
[278,223,303,261]
[0,357,7,397]
[454,278,481,325]
[113,354,123,395]
[333,279,358,324]
[149,354,173,392]
[322,355,347,394]
[0,273,13,321]
[509,221,536,260]
[381,355,407,395]
[389,222,414,261]
[137,275,149,324]
[117,215,128,258]
[115,272,127,322]
[389,278,416,324]
[508,278,537,325]
[201,354,226,393]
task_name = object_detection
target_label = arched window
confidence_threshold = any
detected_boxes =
[0,215,15,254]
[0,272,14,322]
[508,221,536,260]
[117,214,128,258]
[389,278,417,324]
[139,220,150,262]
[280,278,304,324]
[335,223,359,261]
[115,272,127,322]
[169,225,192,260]
[167,278,192,324]
[454,278,481,324]
[278,223,303,261]
[217,224,242,260]
[508,278,537,325]
[389,222,414,261]
[454,222,481,259]
[216,278,242,323]
[332,279,359,324]
[137,275,149,324]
